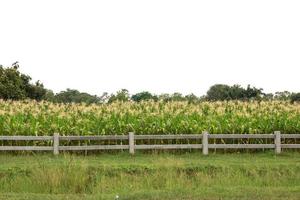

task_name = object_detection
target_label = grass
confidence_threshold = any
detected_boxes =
[0,152,299,199]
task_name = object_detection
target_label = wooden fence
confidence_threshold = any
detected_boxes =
[0,131,299,155]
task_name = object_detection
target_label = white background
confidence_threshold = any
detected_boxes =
[0,0,299,96]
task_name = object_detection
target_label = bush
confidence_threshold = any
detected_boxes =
[291,93,300,103]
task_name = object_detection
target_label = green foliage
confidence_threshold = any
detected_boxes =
[131,91,158,102]
[0,100,299,136]
[0,63,47,101]
[184,93,200,104]
[291,93,300,103]
[170,93,185,101]
[0,63,298,104]
[207,84,263,101]
[108,89,130,103]
[0,153,299,200]
[54,89,100,104]
[157,93,201,102]
[43,89,56,102]
[25,81,47,101]
[158,93,183,102]
[274,91,292,101]
[206,84,232,100]
[244,85,263,99]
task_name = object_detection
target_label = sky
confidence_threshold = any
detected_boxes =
[0,0,299,96]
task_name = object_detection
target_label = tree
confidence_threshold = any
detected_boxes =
[157,93,170,102]
[291,93,300,103]
[0,63,47,100]
[184,93,199,104]
[206,84,263,101]
[262,93,274,101]
[26,81,47,101]
[244,85,263,100]
[170,93,185,101]
[206,84,231,101]
[108,89,130,103]
[99,92,110,103]
[43,89,55,101]
[131,91,158,102]
[274,91,292,101]
[229,84,245,100]
[54,89,100,104]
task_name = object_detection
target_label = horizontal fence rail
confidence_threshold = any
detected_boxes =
[59,135,129,141]
[208,134,275,139]
[0,136,53,141]
[0,131,299,155]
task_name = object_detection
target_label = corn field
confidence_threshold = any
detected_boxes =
[0,100,299,136]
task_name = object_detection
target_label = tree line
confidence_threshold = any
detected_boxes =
[1,63,300,104]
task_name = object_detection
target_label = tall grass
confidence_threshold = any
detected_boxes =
[0,100,299,136]
[0,153,299,200]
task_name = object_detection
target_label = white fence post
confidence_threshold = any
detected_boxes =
[129,132,135,155]
[53,133,59,155]
[202,131,209,155]
[274,131,281,154]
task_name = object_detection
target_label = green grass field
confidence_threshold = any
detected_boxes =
[0,152,299,200]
